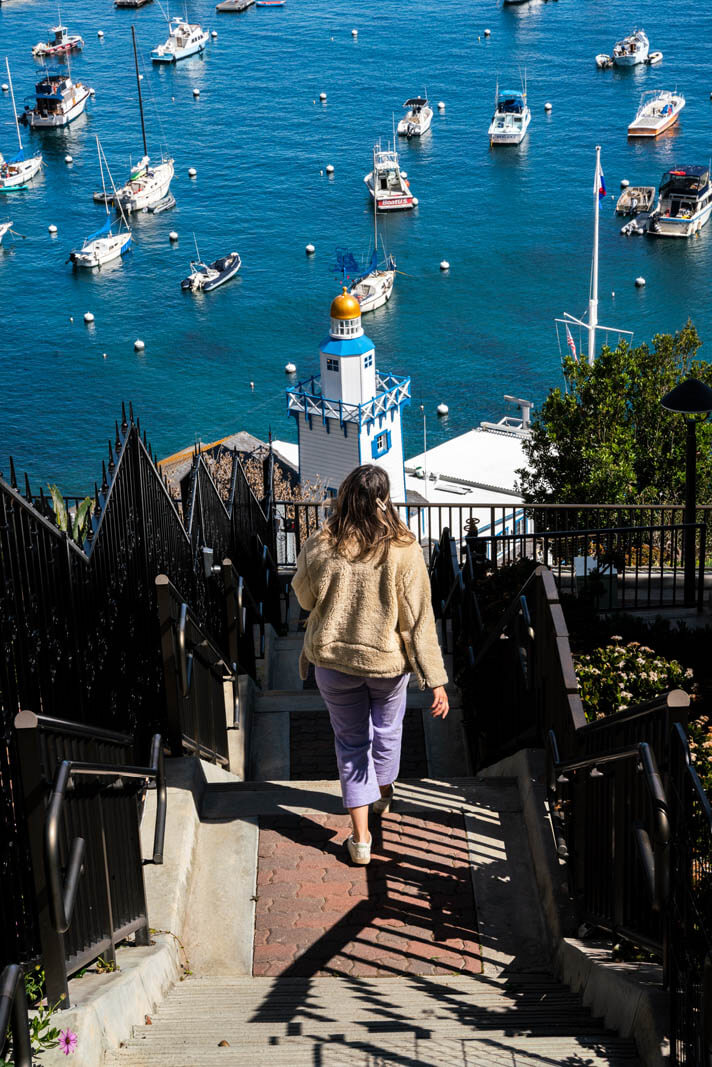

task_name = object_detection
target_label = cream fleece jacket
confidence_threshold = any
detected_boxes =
[292,531,448,691]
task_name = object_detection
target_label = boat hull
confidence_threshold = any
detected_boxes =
[350,269,395,314]
[25,87,90,128]
[628,111,682,137]
[648,203,712,238]
[397,108,433,138]
[71,232,132,268]
[216,0,253,9]
[32,38,84,57]
[0,154,43,191]
[613,48,648,67]
[115,0,153,7]
[116,159,174,212]
[152,33,208,62]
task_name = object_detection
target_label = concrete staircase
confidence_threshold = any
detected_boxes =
[106,598,643,1066]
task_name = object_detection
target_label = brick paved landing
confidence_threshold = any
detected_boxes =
[254,811,481,979]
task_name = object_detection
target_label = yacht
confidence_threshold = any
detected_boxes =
[488,86,530,145]
[181,249,241,291]
[364,144,414,211]
[612,29,649,67]
[627,90,685,137]
[22,70,91,128]
[115,28,174,213]
[339,147,397,313]
[31,25,84,58]
[152,18,209,62]
[115,0,153,7]
[397,97,433,139]
[70,139,132,268]
[0,60,43,191]
[647,166,712,238]
[216,0,254,9]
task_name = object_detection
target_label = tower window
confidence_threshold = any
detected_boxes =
[364,354,373,369]
[372,430,391,458]
[326,358,339,372]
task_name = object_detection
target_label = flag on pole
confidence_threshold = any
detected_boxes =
[565,323,578,362]
[594,157,607,201]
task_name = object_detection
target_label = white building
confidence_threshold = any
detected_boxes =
[286,289,410,498]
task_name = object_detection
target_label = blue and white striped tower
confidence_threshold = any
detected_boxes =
[286,289,410,496]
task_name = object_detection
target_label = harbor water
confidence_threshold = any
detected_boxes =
[1,0,711,490]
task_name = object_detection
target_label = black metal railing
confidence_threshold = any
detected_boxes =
[156,574,232,766]
[668,723,712,1066]
[577,690,691,768]
[12,712,164,1005]
[0,965,31,1067]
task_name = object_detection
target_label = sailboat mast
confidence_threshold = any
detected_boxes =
[97,135,110,216]
[5,59,24,153]
[373,144,378,252]
[131,26,148,158]
[588,144,601,366]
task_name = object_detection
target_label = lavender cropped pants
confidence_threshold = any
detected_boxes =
[315,667,410,810]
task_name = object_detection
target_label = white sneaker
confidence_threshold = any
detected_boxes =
[346,833,372,865]
[372,786,394,815]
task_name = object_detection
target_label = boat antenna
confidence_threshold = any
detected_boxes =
[131,26,148,159]
[5,58,24,154]
[192,231,200,262]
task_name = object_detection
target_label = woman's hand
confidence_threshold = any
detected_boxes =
[430,686,449,719]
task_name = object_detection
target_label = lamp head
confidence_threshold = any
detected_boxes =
[661,378,712,416]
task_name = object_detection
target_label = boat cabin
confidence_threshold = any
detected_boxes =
[496,91,526,114]
[32,72,72,114]
[403,97,427,113]
[51,26,69,46]
[659,166,710,216]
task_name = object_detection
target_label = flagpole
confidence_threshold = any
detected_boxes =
[589,144,601,367]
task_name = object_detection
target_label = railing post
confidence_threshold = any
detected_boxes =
[155,575,184,757]
[12,711,69,1008]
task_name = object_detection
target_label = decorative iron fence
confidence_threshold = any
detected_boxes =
[11,712,164,1005]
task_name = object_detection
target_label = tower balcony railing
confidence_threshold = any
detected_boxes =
[286,370,411,429]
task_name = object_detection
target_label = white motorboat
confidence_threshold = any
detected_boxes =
[70,138,132,268]
[0,60,43,191]
[364,144,414,212]
[612,29,649,67]
[615,185,655,215]
[397,97,432,139]
[627,90,684,138]
[152,18,209,62]
[115,28,174,213]
[595,54,613,69]
[0,220,12,244]
[22,69,91,128]
[31,25,84,58]
[115,0,153,7]
[338,148,397,314]
[647,165,712,238]
[181,243,241,291]
[488,84,530,145]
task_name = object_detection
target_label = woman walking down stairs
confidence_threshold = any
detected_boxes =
[106,476,642,1065]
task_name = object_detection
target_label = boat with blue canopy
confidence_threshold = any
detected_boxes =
[0,59,42,191]
[488,81,531,146]
[21,66,91,128]
[70,138,132,268]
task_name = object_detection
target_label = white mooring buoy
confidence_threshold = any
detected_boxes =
[84,312,95,324]
[438,101,445,111]
[169,231,178,241]
[621,178,630,189]
[97,30,104,38]
[484,28,491,37]
[211,30,218,38]
[412,197,419,206]
[48,224,58,234]
[401,170,408,179]
[188,167,197,178]
[134,339,145,351]
[545,102,552,112]
[352,28,358,36]
[319,92,327,101]
[65,154,73,164]
[326,164,334,174]
[193,87,200,97]
[285,362,297,374]
[437,403,449,416]
[440,260,450,271]
[1,84,8,93]
[635,276,646,288]
[249,381,255,390]
[305,243,315,255]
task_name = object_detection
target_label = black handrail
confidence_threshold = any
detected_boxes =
[44,746,165,934]
[0,965,31,1067]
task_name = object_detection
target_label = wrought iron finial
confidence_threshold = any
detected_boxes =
[143,429,147,448]
[136,417,141,436]
[9,456,17,490]
[24,472,33,504]
[129,401,135,425]
[101,461,108,495]
[108,440,115,476]
[115,420,122,453]
[121,402,128,433]
[94,483,101,518]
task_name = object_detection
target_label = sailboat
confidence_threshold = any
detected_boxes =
[70,138,132,268]
[555,146,632,366]
[115,27,174,213]
[0,59,43,192]
[339,148,396,314]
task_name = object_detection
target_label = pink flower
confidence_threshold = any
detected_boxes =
[59,1030,78,1056]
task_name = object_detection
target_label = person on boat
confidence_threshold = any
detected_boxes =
[292,464,449,867]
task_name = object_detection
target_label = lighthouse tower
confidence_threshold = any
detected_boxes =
[287,289,410,498]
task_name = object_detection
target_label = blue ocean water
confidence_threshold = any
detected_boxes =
[1,0,711,491]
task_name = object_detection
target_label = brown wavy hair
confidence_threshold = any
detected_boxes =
[324,464,415,564]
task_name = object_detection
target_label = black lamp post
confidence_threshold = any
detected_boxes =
[660,378,712,607]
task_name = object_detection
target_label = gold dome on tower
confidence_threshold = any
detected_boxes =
[330,287,361,321]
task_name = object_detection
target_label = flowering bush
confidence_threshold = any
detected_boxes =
[576,637,693,720]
